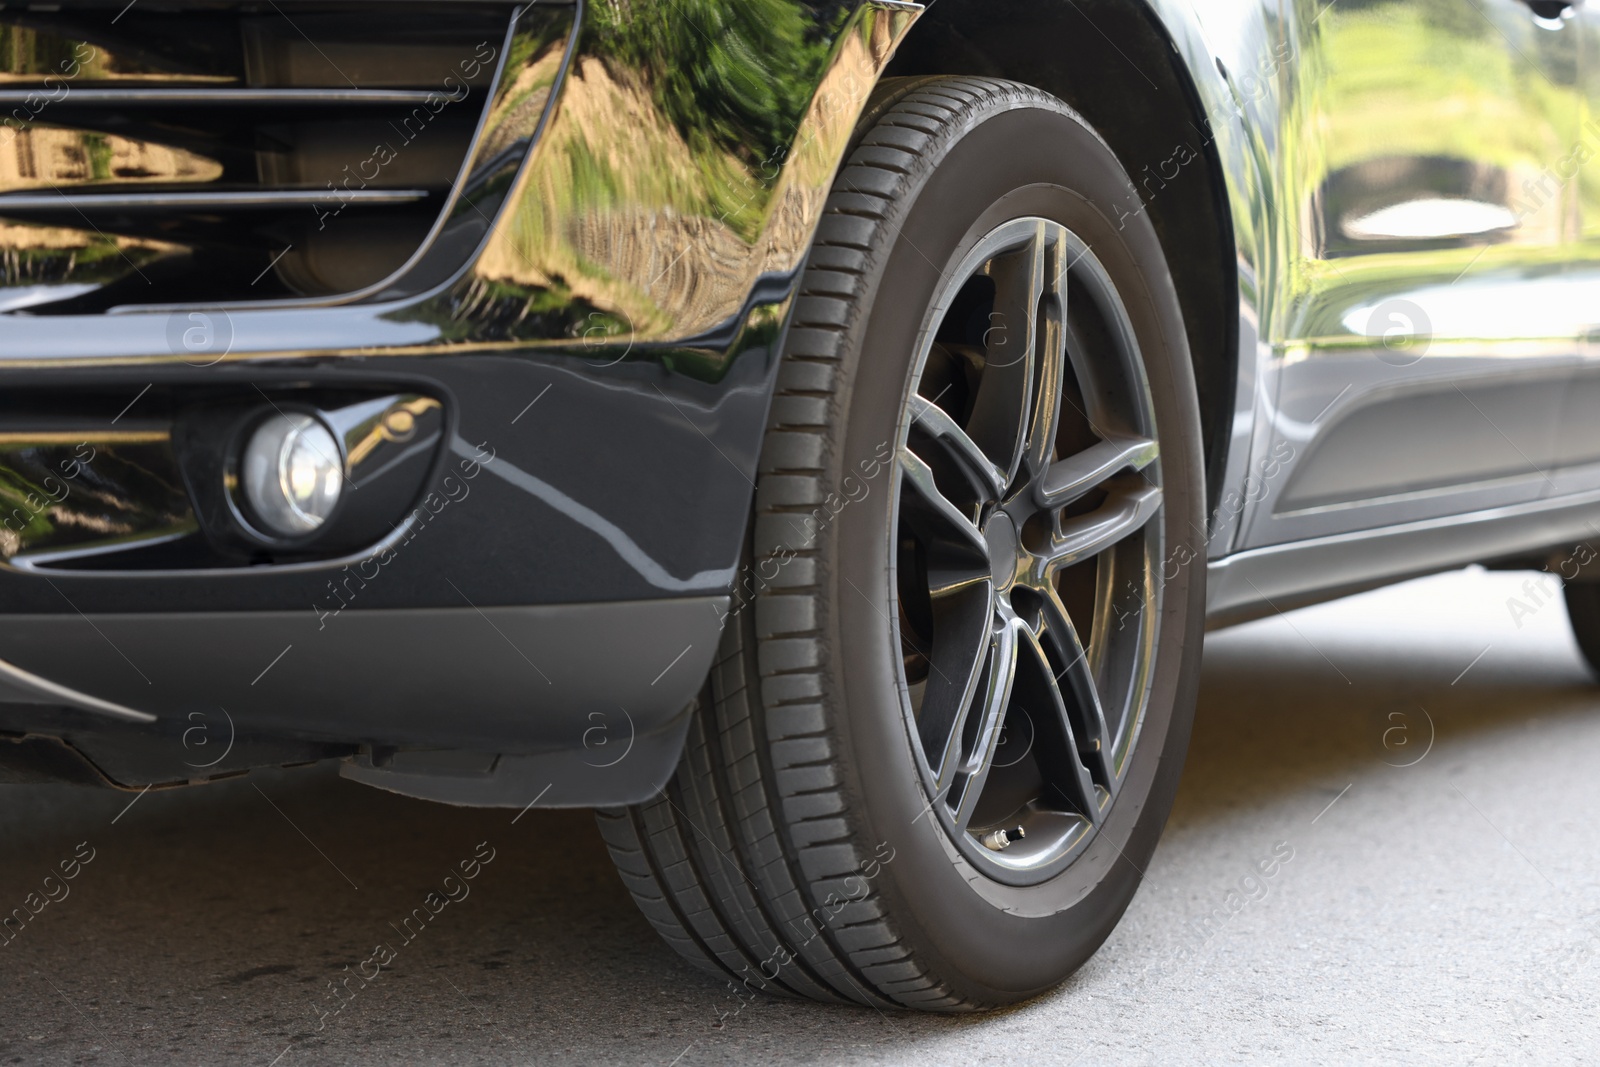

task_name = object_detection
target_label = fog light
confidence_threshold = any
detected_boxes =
[241,413,343,537]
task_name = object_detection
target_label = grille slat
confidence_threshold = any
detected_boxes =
[0,88,448,105]
[0,189,431,210]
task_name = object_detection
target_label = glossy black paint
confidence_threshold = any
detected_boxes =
[0,0,919,782]
[0,0,904,618]
[0,425,190,566]
[0,337,779,611]
[0,386,444,571]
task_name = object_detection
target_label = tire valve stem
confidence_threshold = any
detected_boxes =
[981,825,1027,851]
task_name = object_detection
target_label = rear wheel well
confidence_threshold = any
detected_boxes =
[882,0,1236,516]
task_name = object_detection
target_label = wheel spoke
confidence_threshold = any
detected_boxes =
[908,393,1006,503]
[1042,482,1162,570]
[964,222,1048,486]
[1012,623,1103,825]
[1035,586,1115,788]
[918,585,996,789]
[1035,435,1158,510]
[1020,228,1067,485]
[1059,252,1147,435]
[952,617,1020,830]
[898,447,989,563]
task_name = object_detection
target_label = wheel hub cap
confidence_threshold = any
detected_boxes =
[983,513,1020,592]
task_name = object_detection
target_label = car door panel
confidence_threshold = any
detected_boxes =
[1235,0,1589,551]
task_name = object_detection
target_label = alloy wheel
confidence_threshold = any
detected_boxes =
[892,217,1165,885]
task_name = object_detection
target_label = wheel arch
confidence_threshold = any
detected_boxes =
[882,0,1239,518]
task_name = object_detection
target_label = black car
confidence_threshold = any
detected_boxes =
[5,0,1600,1010]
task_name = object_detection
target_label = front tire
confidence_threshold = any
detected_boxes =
[599,77,1207,1009]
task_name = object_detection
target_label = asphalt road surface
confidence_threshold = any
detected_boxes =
[3,567,1598,1065]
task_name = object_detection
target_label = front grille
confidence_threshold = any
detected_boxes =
[0,1,531,313]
